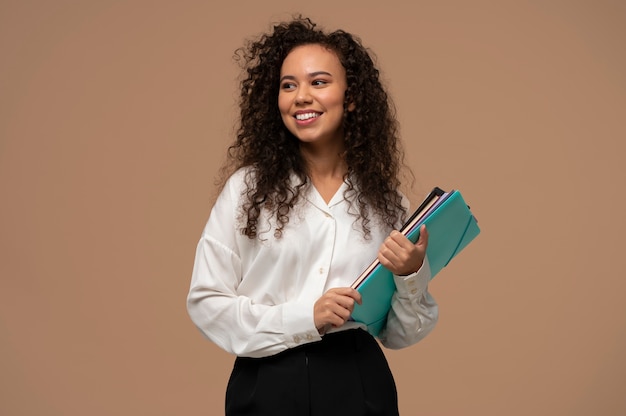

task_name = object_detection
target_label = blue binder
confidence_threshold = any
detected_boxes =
[351,188,480,336]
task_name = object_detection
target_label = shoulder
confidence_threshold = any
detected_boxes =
[202,168,253,239]
[209,167,251,215]
[221,166,255,196]
[226,166,252,186]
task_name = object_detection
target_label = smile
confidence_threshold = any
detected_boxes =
[295,112,320,121]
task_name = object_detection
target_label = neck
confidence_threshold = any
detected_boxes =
[300,143,347,180]
[302,150,348,179]
[300,144,348,204]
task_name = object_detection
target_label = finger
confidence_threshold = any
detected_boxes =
[386,231,408,251]
[319,291,359,315]
[379,239,401,265]
[344,287,362,304]
[321,302,352,327]
[377,250,400,273]
[416,225,429,248]
[334,303,353,320]
[329,287,362,305]
[315,300,350,329]
[330,295,354,314]
[380,236,410,266]
[379,228,426,275]
[323,312,346,329]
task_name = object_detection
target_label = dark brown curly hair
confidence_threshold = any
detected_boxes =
[217,15,413,239]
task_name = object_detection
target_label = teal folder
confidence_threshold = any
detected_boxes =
[350,188,480,336]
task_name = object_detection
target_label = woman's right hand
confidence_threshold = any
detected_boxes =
[313,287,362,334]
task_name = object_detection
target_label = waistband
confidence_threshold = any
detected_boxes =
[237,328,375,363]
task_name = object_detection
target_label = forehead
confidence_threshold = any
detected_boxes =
[280,44,345,76]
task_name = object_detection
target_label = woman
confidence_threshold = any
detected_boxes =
[187,15,438,416]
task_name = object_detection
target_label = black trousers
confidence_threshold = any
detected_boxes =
[225,328,399,416]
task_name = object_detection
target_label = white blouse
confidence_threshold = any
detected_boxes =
[187,168,438,358]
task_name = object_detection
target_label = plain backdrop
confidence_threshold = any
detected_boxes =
[1,0,625,415]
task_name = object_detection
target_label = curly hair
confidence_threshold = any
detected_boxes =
[217,15,412,239]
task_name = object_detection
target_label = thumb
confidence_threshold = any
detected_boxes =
[416,224,429,248]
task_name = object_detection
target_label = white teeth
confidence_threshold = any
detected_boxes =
[295,112,319,121]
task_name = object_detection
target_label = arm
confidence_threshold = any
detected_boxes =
[375,225,439,348]
[187,236,321,358]
[186,172,321,358]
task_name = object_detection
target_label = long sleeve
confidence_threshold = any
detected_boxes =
[187,236,322,358]
[186,170,322,358]
[378,257,439,349]
[187,169,439,357]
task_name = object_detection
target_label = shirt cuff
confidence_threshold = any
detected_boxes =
[393,256,432,299]
[282,300,322,348]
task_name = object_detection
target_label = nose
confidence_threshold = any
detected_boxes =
[295,86,312,105]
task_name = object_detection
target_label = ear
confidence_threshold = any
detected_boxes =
[345,90,356,112]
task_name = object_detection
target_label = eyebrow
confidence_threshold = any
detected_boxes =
[279,71,333,83]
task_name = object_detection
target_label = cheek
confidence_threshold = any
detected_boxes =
[277,93,290,115]
[278,101,290,122]
[277,96,294,130]
[321,90,346,108]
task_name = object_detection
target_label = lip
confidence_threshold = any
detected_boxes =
[293,110,322,124]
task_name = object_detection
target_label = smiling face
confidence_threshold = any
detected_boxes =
[278,44,351,150]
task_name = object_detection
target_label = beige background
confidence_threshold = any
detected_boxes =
[1,0,625,415]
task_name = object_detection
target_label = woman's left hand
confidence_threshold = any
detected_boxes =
[377,225,429,276]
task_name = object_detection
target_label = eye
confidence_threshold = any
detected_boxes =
[281,81,296,90]
[312,79,328,86]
